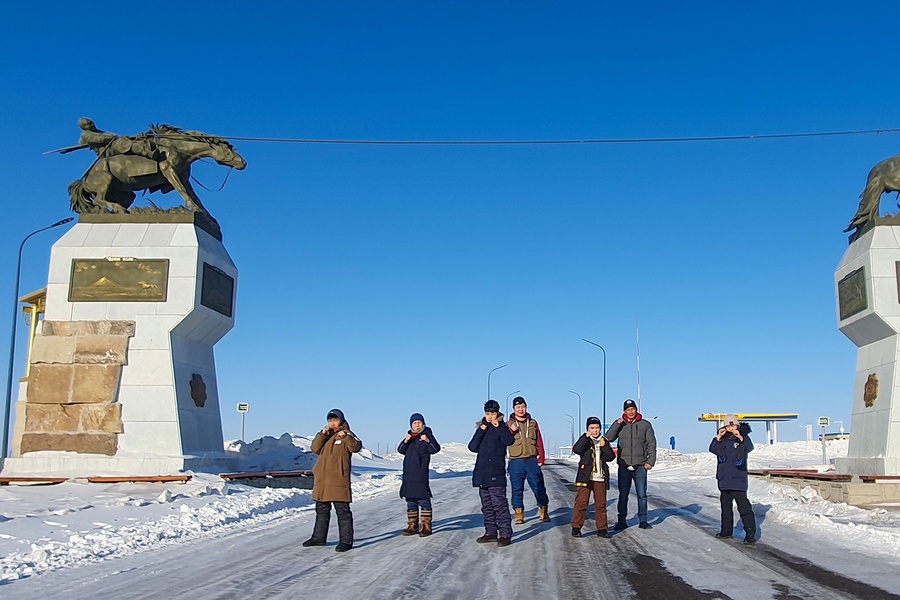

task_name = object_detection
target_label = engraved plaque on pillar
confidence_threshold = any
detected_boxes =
[200,263,234,317]
[838,266,867,320]
[69,258,169,302]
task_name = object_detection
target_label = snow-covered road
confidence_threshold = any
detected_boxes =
[6,457,900,600]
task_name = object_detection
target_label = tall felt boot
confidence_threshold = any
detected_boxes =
[403,509,419,536]
[419,509,433,537]
[538,505,551,523]
[514,507,525,524]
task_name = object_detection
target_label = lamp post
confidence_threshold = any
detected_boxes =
[568,390,582,431]
[564,413,575,447]
[582,338,607,429]
[506,389,521,417]
[2,217,74,460]
[487,364,506,402]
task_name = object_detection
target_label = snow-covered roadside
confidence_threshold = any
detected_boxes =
[648,439,900,559]
[6,435,900,585]
[0,438,473,582]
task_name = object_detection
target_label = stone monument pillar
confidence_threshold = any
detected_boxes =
[2,213,237,475]
[835,225,900,476]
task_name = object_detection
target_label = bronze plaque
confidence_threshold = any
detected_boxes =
[69,258,169,302]
[200,263,234,317]
[838,267,867,320]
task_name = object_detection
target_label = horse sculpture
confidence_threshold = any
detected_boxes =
[68,124,246,216]
[845,153,900,237]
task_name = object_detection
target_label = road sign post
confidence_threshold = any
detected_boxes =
[818,416,829,465]
[237,403,250,441]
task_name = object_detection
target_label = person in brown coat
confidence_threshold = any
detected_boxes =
[303,408,362,552]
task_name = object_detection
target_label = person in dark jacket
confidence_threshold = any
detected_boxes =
[398,412,441,537]
[709,414,757,544]
[303,408,362,553]
[605,399,657,531]
[571,416,616,538]
[468,399,516,546]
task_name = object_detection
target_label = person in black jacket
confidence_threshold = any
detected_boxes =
[398,412,441,537]
[709,414,757,544]
[571,416,616,538]
[468,399,516,546]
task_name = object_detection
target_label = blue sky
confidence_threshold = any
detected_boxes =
[2,3,898,453]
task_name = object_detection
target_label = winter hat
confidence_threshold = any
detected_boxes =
[410,412,426,426]
[512,396,527,407]
[326,408,345,423]
[623,399,637,410]
[723,414,739,426]
[484,399,501,413]
[586,416,602,429]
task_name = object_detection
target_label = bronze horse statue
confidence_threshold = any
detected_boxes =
[846,153,900,236]
[68,124,246,215]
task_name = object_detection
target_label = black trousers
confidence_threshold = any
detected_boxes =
[311,500,354,545]
[719,489,755,537]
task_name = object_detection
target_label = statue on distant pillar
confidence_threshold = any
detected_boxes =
[846,154,900,241]
[55,118,246,221]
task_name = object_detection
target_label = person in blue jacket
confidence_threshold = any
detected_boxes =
[468,399,516,546]
[398,412,441,537]
[709,414,757,544]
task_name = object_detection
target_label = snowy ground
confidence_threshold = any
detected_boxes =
[2,435,900,598]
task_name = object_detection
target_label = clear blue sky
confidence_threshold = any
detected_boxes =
[2,3,897,453]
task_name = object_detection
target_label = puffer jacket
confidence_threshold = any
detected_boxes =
[468,416,515,487]
[605,417,657,467]
[311,422,362,502]
[398,426,441,499]
[709,431,754,491]
[572,433,616,490]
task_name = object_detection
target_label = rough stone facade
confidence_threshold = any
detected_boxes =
[20,320,134,456]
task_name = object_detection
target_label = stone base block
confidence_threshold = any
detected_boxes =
[20,432,117,456]
[0,453,236,477]
[754,475,900,506]
[834,456,900,476]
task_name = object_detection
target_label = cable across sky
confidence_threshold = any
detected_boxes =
[221,127,900,146]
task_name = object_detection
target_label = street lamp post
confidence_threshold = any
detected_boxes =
[2,218,74,460]
[487,364,506,402]
[568,390,582,431]
[582,338,607,429]
[564,413,575,447]
[506,389,521,417]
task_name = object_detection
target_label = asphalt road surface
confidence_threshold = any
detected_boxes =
[4,460,899,600]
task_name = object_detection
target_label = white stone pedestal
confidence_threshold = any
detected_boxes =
[2,217,237,476]
[835,226,900,476]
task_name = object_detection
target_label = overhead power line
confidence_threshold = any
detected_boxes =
[222,127,900,146]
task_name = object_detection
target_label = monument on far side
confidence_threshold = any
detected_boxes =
[1,119,246,476]
[835,153,900,476]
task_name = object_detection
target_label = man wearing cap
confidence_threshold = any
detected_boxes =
[303,408,362,552]
[605,399,657,531]
[710,414,757,544]
[506,396,550,524]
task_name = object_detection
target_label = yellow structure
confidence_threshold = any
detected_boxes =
[698,412,799,444]
[18,288,47,377]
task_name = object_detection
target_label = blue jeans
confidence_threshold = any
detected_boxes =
[406,498,432,511]
[616,464,648,524]
[508,458,549,509]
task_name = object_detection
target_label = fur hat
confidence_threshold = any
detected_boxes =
[484,399,501,413]
[326,408,345,423]
[409,412,425,426]
[512,396,527,407]
[623,399,637,410]
[586,416,602,429]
